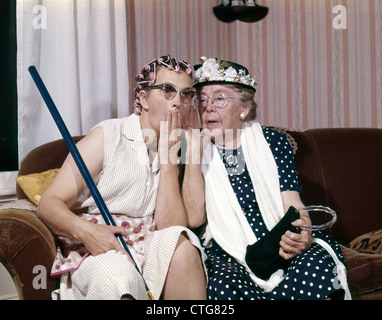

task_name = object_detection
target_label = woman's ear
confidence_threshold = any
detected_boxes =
[139,90,150,112]
[240,103,251,120]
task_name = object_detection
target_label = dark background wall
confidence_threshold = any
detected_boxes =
[0,0,18,171]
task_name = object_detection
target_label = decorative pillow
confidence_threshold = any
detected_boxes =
[349,229,382,254]
[16,169,60,205]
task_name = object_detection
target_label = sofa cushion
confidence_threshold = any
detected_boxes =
[340,244,382,298]
[349,229,382,254]
[343,229,382,297]
[16,136,84,200]
[16,169,60,205]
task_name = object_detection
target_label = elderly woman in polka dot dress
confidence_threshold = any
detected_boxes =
[182,57,350,300]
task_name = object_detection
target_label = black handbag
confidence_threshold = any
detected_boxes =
[245,206,300,280]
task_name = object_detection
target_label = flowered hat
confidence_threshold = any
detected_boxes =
[193,57,257,92]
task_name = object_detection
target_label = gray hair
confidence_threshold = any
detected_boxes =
[226,84,257,122]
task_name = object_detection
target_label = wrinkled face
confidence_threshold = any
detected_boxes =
[139,68,194,136]
[197,84,250,148]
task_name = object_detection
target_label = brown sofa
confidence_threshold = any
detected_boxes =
[285,128,382,300]
[1,128,382,300]
[0,136,83,300]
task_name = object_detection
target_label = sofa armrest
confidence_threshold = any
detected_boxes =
[0,208,57,300]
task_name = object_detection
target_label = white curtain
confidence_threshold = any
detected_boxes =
[17,0,130,165]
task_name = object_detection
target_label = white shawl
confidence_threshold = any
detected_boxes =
[201,121,351,298]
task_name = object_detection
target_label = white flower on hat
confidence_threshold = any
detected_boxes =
[224,66,238,81]
[202,58,220,79]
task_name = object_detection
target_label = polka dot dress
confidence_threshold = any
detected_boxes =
[203,127,347,300]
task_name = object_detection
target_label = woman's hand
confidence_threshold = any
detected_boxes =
[279,191,312,260]
[77,221,135,265]
[182,106,209,165]
[180,106,208,228]
[159,111,182,166]
[279,216,313,260]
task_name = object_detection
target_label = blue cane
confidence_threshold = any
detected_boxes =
[28,66,154,300]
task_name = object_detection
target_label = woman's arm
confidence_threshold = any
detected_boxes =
[279,190,312,260]
[181,107,207,229]
[36,127,129,256]
[181,134,206,228]
[154,112,189,229]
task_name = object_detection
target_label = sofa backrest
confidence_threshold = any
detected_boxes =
[288,128,382,244]
[18,129,382,245]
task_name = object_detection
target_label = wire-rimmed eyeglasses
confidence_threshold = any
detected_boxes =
[145,83,196,105]
[193,93,241,110]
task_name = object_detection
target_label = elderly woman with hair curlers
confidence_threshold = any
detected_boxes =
[37,55,207,300]
[182,57,351,300]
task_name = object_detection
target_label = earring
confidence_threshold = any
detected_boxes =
[240,113,245,120]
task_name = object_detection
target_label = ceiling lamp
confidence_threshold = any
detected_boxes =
[213,1,269,23]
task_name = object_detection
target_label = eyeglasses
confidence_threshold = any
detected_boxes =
[145,83,196,105]
[193,93,241,110]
